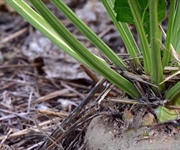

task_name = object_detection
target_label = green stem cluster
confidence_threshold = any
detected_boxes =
[149,0,164,91]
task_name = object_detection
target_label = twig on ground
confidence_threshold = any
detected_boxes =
[38,78,106,150]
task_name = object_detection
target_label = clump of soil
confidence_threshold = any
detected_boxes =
[85,115,180,150]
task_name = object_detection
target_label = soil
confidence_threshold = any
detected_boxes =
[86,115,180,150]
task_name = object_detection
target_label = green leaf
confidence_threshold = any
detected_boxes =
[165,81,180,105]
[149,0,164,91]
[110,0,115,6]
[173,95,180,106]
[155,106,179,123]
[7,0,140,98]
[163,0,176,67]
[172,0,180,51]
[51,0,126,68]
[28,0,140,98]
[101,0,141,67]
[114,0,167,38]
[126,0,152,74]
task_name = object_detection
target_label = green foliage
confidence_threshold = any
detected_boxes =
[101,0,141,67]
[155,106,179,123]
[6,0,180,124]
[172,1,180,51]
[149,0,164,91]
[165,81,180,105]
[114,0,166,38]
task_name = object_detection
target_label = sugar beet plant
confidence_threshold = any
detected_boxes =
[7,0,180,128]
